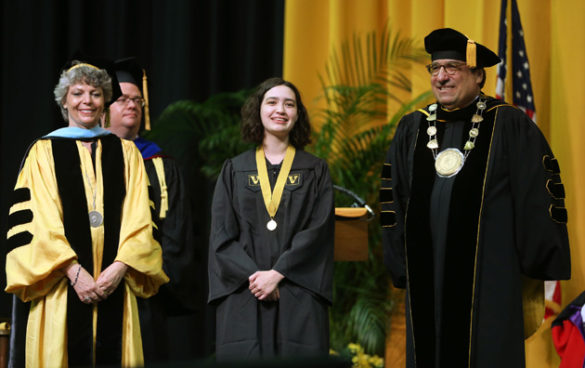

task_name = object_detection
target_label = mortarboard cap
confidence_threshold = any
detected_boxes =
[424,28,501,68]
[113,57,143,92]
[113,57,151,130]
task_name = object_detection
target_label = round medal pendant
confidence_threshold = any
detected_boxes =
[435,148,465,178]
[266,219,277,231]
[89,210,103,227]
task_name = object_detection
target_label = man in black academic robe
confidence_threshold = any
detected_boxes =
[380,28,570,368]
[108,58,200,362]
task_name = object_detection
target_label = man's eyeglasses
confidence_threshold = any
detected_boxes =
[115,95,145,107]
[426,62,468,76]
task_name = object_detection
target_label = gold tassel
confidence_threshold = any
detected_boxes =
[467,40,477,68]
[142,68,151,130]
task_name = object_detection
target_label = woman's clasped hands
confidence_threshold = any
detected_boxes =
[65,261,128,304]
[249,269,284,301]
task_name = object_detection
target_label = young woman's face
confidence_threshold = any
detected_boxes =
[63,82,105,129]
[260,85,298,140]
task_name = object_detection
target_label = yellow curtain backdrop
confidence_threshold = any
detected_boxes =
[284,1,585,367]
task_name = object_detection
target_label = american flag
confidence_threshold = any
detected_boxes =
[497,0,561,320]
[495,0,537,122]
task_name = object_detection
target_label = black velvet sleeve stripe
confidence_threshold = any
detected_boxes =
[546,180,566,199]
[381,163,392,180]
[543,155,561,174]
[7,231,33,252]
[380,188,394,203]
[381,210,397,227]
[10,188,31,206]
[8,209,33,230]
[549,205,568,223]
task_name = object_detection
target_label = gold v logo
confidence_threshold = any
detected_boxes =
[287,174,300,185]
[248,175,260,186]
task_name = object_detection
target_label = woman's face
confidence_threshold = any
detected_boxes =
[63,82,105,129]
[260,85,298,140]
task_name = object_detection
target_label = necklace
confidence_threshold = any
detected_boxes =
[426,98,487,178]
[255,145,296,231]
[83,161,103,228]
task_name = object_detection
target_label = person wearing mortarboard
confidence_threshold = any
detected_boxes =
[380,28,570,367]
[107,57,199,363]
[4,58,169,367]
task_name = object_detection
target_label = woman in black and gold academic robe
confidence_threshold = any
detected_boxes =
[5,61,168,367]
[208,78,334,360]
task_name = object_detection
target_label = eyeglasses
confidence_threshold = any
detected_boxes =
[426,62,468,76]
[115,95,145,107]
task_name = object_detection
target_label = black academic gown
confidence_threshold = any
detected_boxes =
[380,96,571,368]
[208,148,334,361]
[136,148,200,363]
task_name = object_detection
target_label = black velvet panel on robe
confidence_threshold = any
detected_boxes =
[438,102,496,366]
[51,135,125,366]
[404,111,437,367]
[406,99,499,366]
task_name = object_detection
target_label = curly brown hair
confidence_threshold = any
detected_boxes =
[241,77,311,149]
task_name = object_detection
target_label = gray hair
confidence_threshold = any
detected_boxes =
[53,60,113,121]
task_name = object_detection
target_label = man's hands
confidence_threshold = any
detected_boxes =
[249,270,284,301]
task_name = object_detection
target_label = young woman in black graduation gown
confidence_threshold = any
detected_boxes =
[208,78,335,360]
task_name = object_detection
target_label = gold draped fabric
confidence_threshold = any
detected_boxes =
[5,139,169,367]
[284,1,585,367]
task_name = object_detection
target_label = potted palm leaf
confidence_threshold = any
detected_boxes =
[313,23,431,357]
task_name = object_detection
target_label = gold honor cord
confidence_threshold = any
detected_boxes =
[255,145,296,231]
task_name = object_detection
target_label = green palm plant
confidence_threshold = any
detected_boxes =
[143,89,253,181]
[144,20,433,360]
[311,23,432,355]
